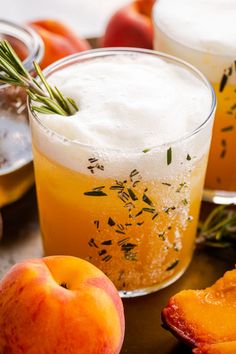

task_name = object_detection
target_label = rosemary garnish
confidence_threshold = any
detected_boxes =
[197,205,236,248]
[0,40,78,116]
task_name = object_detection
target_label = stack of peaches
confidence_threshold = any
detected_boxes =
[1,1,236,353]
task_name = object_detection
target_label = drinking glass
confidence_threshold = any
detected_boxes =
[29,49,216,297]
[153,2,236,204]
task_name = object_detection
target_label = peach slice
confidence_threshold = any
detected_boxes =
[162,269,236,348]
[194,341,236,354]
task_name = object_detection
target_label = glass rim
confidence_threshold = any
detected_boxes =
[0,19,44,74]
[152,0,236,58]
[29,47,216,153]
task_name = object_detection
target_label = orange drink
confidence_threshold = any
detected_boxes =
[30,49,215,296]
[153,0,236,204]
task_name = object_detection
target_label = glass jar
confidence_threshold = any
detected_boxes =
[0,20,44,207]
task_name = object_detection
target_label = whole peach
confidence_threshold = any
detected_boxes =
[29,19,91,69]
[101,0,155,49]
[0,256,125,354]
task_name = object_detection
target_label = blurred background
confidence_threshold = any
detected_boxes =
[2,0,130,38]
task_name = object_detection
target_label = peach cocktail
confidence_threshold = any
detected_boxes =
[29,49,216,297]
[153,0,236,204]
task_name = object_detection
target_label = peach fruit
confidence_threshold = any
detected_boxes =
[162,269,236,350]
[101,0,155,49]
[193,341,236,354]
[0,256,125,354]
[28,19,91,69]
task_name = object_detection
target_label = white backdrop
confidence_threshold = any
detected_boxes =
[1,0,130,38]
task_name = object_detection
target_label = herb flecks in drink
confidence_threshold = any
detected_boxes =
[166,260,179,271]
[186,154,192,161]
[87,158,104,174]
[167,147,172,165]
[143,148,151,153]
[0,40,78,116]
[221,125,234,132]
[84,186,107,197]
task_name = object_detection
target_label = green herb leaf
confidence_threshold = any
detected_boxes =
[0,40,79,116]
[167,147,172,165]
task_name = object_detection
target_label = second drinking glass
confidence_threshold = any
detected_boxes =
[153,0,236,204]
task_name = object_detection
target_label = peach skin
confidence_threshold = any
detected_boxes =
[0,256,125,354]
[28,19,91,69]
[101,0,155,49]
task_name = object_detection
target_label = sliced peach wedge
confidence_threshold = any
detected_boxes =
[162,269,236,349]
[193,341,236,354]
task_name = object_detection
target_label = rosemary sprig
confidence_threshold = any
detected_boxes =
[0,40,78,116]
[197,205,236,248]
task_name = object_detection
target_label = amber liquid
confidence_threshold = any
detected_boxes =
[205,84,236,191]
[33,145,207,292]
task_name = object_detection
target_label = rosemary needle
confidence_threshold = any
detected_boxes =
[0,40,78,116]
[197,205,236,248]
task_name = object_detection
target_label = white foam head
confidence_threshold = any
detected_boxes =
[153,0,236,82]
[31,51,214,179]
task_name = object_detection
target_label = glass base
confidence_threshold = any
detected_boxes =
[203,188,236,205]
[119,261,190,298]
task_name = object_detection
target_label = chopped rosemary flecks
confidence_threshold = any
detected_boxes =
[221,125,234,132]
[88,238,99,248]
[163,206,176,214]
[142,207,155,214]
[143,148,151,153]
[219,64,234,92]
[108,217,116,226]
[182,198,188,206]
[162,182,172,187]
[127,188,138,201]
[142,193,154,206]
[166,260,179,271]
[118,191,130,203]
[87,157,104,174]
[176,182,187,193]
[94,220,99,229]
[115,229,126,235]
[101,240,112,246]
[220,149,226,158]
[137,221,144,226]
[167,147,172,165]
[98,249,107,256]
[186,154,192,161]
[0,40,78,116]
[118,238,130,246]
[152,212,159,220]
[102,255,112,262]
[84,186,107,197]
[84,190,107,196]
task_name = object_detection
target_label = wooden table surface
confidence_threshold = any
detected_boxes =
[1,189,236,354]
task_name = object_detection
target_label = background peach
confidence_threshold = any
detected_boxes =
[101,0,155,49]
